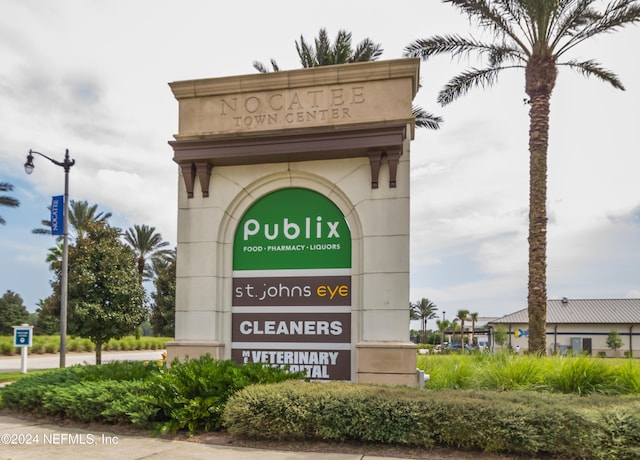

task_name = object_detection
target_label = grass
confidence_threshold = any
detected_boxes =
[417,352,640,395]
[0,369,50,384]
[0,335,172,356]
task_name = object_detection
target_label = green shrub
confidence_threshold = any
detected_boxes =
[67,337,83,352]
[223,381,640,459]
[40,380,150,423]
[547,356,618,395]
[142,355,305,434]
[418,353,640,396]
[0,342,17,356]
[81,338,95,352]
[0,362,163,414]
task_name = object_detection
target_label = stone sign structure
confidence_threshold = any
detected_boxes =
[167,58,420,385]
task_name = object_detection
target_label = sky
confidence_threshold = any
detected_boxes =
[1,1,638,321]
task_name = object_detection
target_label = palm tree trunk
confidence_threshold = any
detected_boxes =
[525,56,556,355]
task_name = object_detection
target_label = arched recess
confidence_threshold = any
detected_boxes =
[216,170,363,380]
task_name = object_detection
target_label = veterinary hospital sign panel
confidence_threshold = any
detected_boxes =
[231,188,351,380]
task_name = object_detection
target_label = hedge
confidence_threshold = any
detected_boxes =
[223,380,640,459]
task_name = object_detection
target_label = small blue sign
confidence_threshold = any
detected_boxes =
[13,327,33,347]
[51,195,64,236]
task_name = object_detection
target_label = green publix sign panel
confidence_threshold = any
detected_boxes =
[231,188,351,380]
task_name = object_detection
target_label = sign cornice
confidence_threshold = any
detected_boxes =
[169,58,420,100]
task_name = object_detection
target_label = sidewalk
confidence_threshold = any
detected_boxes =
[0,415,380,460]
[0,413,409,460]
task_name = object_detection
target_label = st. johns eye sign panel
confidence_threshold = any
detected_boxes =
[231,188,351,380]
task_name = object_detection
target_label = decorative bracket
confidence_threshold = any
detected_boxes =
[180,162,196,198]
[180,161,212,198]
[367,151,383,189]
[195,161,212,198]
[367,149,402,189]
[386,150,401,188]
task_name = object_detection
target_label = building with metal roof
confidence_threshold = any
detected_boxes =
[488,298,640,356]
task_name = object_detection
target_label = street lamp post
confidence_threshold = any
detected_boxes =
[442,311,446,344]
[24,149,75,368]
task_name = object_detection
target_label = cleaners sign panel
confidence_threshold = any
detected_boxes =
[231,188,351,380]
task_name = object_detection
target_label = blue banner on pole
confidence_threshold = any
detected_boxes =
[51,195,64,236]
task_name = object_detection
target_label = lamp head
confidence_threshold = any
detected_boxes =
[24,152,35,175]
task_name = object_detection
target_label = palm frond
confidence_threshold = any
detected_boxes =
[295,34,316,68]
[404,34,515,61]
[558,59,625,90]
[332,30,352,65]
[412,105,444,130]
[253,61,269,73]
[445,0,532,51]
[556,0,640,55]
[351,38,383,63]
[548,0,599,50]
[438,66,506,106]
[314,28,331,66]
[0,182,19,210]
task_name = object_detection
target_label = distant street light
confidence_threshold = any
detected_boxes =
[24,149,75,368]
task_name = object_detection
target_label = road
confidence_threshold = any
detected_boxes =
[0,350,166,373]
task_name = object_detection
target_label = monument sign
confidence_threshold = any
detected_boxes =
[167,59,421,385]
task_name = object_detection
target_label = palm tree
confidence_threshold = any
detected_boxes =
[124,224,172,281]
[411,298,438,343]
[450,319,460,344]
[0,182,20,225]
[404,0,640,354]
[254,28,443,130]
[469,312,479,346]
[456,309,470,352]
[45,241,64,271]
[436,319,451,348]
[33,200,112,240]
[254,28,383,72]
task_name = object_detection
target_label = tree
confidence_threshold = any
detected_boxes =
[469,311,479,345]
[65,221,146,364]
[32,199,112,239]
[0,290,29,334]
[404,0,640,355]
[411,298,438,343]
[124,224,172,281]
[254,27,443,130]
[33,297,60,335]
[150,249,176,337]
[450,319,460,343]
[606,330,623,353]
[493,324,509,347]
[45,241,64,271]
[254,28,383,72]
[0,182,20,225]
[436,319,451,347]
[456,309,470,352]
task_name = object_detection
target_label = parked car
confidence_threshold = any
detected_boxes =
[445,342,476,351]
